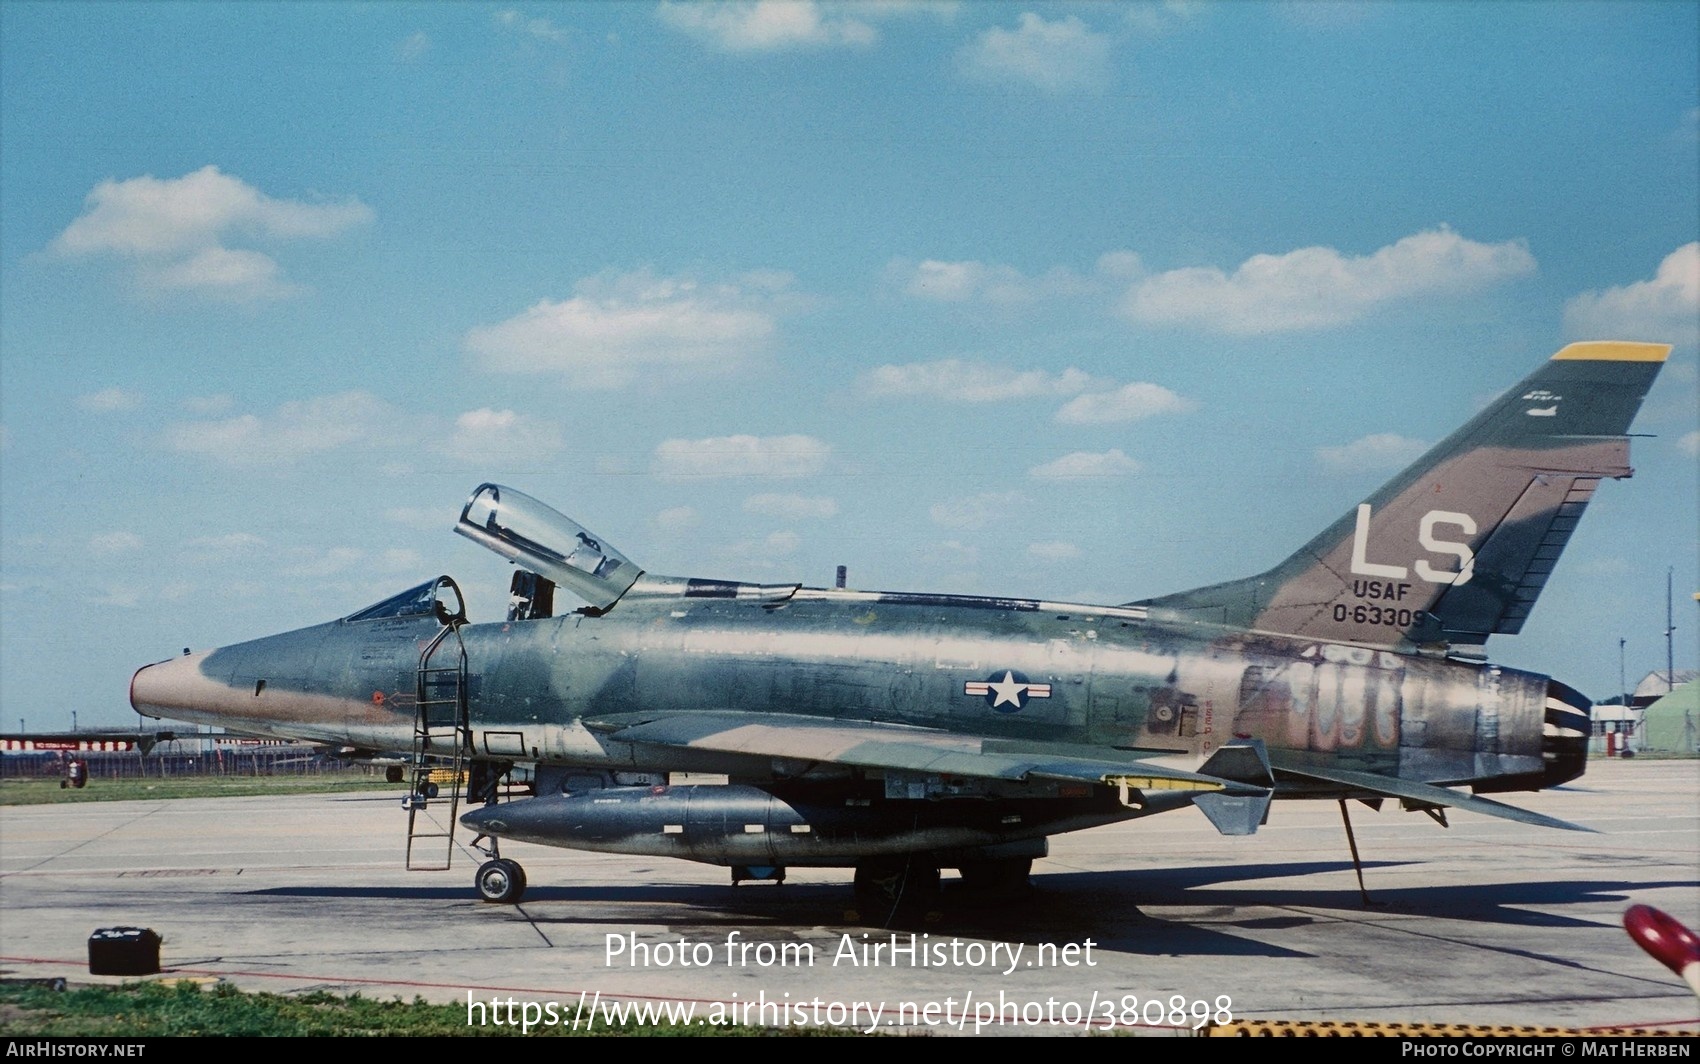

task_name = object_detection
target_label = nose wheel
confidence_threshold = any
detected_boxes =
[475,858,527,904]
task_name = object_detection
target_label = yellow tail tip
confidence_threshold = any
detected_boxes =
[1552,341,1672,363]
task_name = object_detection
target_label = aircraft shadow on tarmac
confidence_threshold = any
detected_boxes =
[241,859,1697,958]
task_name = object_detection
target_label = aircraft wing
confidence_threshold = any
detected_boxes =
[1267,754,1592,832]
[588,710,1260,793]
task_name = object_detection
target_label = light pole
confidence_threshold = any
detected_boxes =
[1666,567,1676,693]
[1619,638,1628,707]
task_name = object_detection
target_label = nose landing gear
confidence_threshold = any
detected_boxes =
[475,857,527,904]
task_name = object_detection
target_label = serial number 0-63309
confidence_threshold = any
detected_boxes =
[1332,604,1428,627]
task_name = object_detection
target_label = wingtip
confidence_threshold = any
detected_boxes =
[1551,341,1672,363]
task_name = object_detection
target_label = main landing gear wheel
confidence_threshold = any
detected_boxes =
[852,856,940,923]
[956,857,1033,903]
[476,858,527,904]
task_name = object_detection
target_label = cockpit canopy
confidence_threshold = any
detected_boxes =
[344,575,465,624]
[455,483,643,610]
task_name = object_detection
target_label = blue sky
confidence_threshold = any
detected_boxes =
[2,1,1696,729]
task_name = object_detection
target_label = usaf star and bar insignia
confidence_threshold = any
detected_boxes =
[964,670,1052,713]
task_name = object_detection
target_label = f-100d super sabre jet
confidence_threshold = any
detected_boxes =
[130,341,1669,914]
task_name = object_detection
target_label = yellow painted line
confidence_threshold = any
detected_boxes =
[1106,776,1224,792]
[1551,341,1672,363]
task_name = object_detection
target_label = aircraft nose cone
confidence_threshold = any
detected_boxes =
[130,651,216,720]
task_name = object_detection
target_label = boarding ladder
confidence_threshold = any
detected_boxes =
[404,620,470,871]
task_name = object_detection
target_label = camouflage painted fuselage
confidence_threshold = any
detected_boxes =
[132,585,1558,791]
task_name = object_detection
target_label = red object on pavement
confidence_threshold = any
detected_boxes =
[1624,904,1700,997]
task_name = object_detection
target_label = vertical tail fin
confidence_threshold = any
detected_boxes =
[1135,342,1670,652]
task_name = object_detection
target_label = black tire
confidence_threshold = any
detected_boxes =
[956,857,1033,903]
[476,858,526,904]
[424,781,440,799]
[853,856,939,919]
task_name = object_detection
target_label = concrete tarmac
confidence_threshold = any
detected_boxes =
[2,758,1696,1035]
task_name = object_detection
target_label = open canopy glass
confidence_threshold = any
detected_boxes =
[454,483,642,611]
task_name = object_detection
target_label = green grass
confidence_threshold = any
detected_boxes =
[0,979,848,1037]
[0,774,403,806]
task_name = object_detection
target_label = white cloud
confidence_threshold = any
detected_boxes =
[439,408,565,463]
[930,490,1028,531]
[1027,540,1081,561]
[1121,227,1536,334]
[284,547,365,579]
[888,253,1135,306]
[1317,432,1429,473]
[712,529,805,572]
[1678,107,1700,145]
[398,30,431,60]
[89,531,143,555]
[77,387,142,412]
[744,493,839,519]
[861,359,1101,402]
[92,585,144,609]
[163,391,391,466]
[888,257,1092,305]
[957,13,1112,94]
[379,548,424,572]
[1563,243,1700,348]
[183,394,234,414]
[922,539,980,566]
[1030,448,1141,479]
[497,9,571,43]
[144,246,298,300]
[184,532,266,552]
[1096,249,1143,280]
[50,166,371,301]
[655,506,700,531]
[653,434,831,477]
[1680,431,1699,459]
[1122,1,1202,33]
[1278,1,1376,26]
[1055,382,1194,424]
[657,1,878,51]
[387,507,448,532]
[53,166,370,256]
[465,269,791,388]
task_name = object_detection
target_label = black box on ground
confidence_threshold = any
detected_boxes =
[87,926,161,976]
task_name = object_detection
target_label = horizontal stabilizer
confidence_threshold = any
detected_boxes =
[1270,757,1592,832]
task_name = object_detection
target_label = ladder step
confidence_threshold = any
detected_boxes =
[406,621,469,872]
